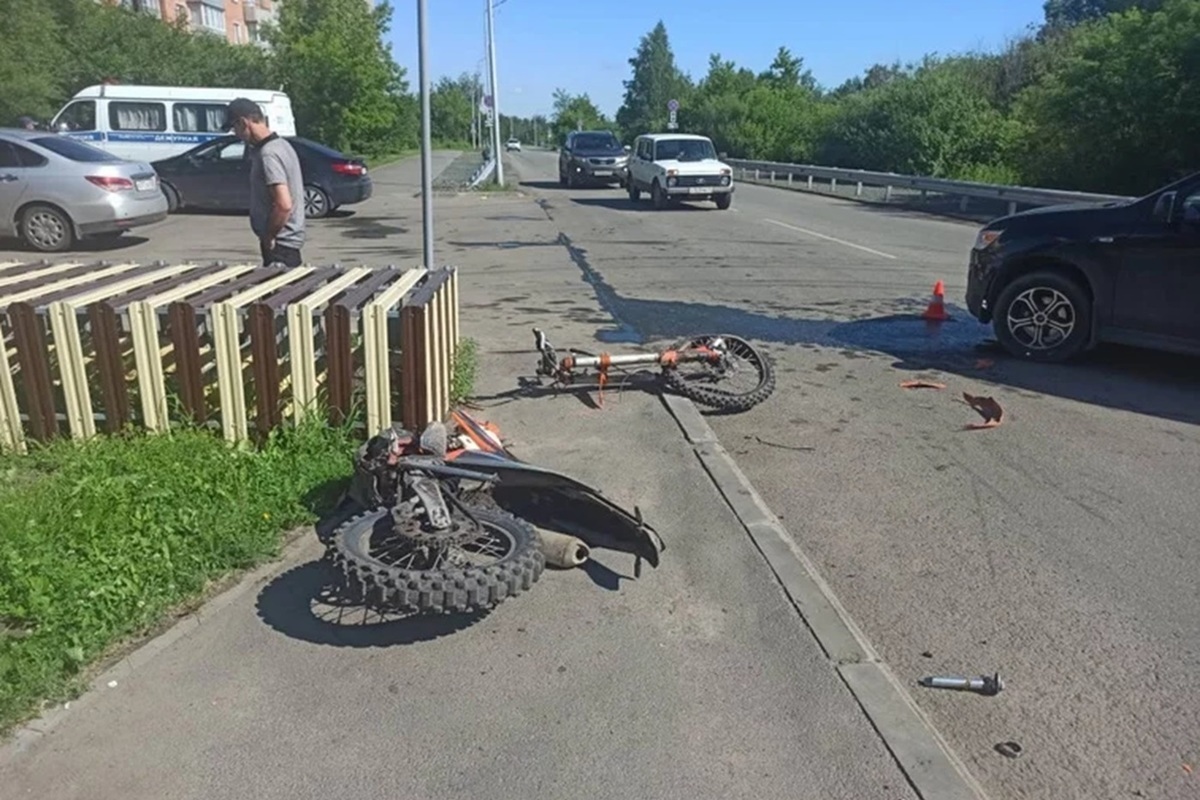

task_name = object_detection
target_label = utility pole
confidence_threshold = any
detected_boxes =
[472,80,479,149]
[485,0,503,185]
[417,0,434,268]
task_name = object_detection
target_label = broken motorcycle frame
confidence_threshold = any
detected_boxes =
[334,410,665,614]
[531,328,775,412]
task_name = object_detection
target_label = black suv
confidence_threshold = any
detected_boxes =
[966,170,1200,362]
[558,130,629,188]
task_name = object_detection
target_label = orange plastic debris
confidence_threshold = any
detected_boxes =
[963,392,1003,429]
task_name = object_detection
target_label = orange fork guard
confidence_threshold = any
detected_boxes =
[596,353,611,407]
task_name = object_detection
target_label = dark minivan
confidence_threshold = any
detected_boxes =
[153,135,372,218]
[966,170,1200,362]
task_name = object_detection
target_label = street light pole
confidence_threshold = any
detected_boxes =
[485,0,504,186]
[417,0,434,268]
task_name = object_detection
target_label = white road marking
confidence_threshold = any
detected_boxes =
[763,217,897,259]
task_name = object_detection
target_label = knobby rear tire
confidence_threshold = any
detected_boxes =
[662,334,776,413]
[330,505,545,614]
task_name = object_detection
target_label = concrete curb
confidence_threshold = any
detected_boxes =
[0,531,320,767]
[659,392,990,800]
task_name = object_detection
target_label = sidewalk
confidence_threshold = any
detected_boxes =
[0,161,921,800]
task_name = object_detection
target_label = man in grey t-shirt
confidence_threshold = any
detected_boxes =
[225,98,306,267]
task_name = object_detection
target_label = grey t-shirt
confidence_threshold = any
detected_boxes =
[249,135,305,249]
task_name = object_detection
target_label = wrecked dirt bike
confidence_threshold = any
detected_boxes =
[447,408,665,576]
[333,411,665,614]
[532,327,775,412]
[332,420,544,614]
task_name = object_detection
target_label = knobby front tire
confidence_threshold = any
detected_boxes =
[662,334,776,413]
[331,505,545,614]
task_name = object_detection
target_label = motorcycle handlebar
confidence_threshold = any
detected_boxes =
[399,458,499,484]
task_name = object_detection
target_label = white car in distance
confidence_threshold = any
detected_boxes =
[625,133,734,210]
[505,138,522,152]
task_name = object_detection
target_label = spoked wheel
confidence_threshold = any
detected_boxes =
[330,505,545,614]
[662,334,776,413]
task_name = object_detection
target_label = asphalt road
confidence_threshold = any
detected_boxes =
[2,150,1197,800]
[505,149,1200,800]
[0,156,920,800]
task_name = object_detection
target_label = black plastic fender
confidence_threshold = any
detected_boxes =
[449,449,665,569]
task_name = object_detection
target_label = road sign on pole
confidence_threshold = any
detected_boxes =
[667,99,679,112]
[667,98,679,130]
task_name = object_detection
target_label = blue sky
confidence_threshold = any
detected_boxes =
[385,0,1048,119]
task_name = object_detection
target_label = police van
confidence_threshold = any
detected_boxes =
[50,84,297,163]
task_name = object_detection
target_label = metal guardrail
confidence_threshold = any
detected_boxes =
[469,157,496,188]
[726,158,1136,215]
[0,259,460,453]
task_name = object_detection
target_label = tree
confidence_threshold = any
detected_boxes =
[758,47,817,92]
[1042,0,1165,28]
[0,0,67,124]
[562,6,1200,192]
[1015,0,1200,193]
[430,73,480,145]
[684,54,757,154]
[550,88,609,143]
[51,0,272,93]
[816,56,1020,180]
[615,21,693,136]
[268,0,416,155]
[1,0,275,126]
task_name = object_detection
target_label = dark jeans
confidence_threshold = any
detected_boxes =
[260,241,303,268]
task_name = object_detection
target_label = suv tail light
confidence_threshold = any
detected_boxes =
[86,175,134,192]
[332,161,366,177]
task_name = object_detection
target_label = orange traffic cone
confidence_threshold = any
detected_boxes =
[922,280,950,322]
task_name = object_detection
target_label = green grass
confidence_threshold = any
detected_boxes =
[0,418,359,734]
[0,337,481,734]
[451,338,479,406]
[471,178,519,193]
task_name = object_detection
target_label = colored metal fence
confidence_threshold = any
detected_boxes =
[0,259,460,453]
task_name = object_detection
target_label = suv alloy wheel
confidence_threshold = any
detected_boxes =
[992,270,1092,362]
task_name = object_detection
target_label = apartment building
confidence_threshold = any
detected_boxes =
[103,0,279,47]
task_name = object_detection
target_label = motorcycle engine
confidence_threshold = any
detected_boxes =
[348,424,414,508]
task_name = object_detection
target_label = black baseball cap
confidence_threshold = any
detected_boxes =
[223,98,263,130]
